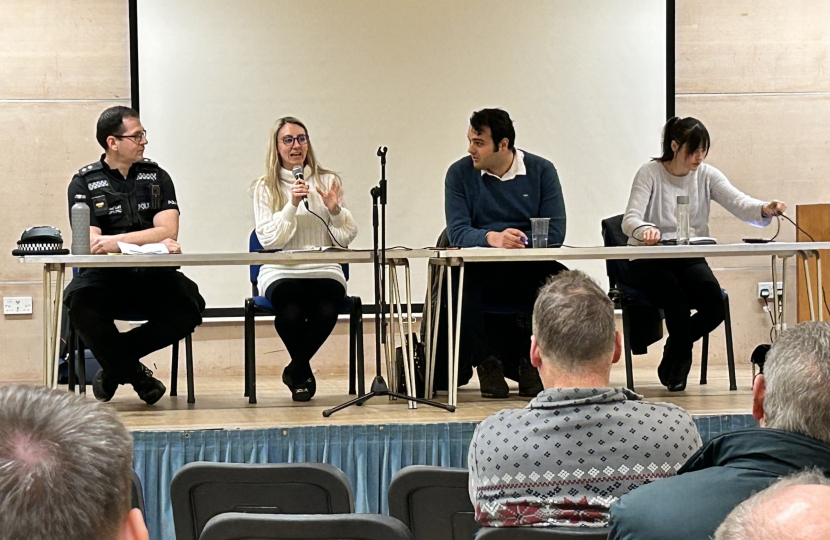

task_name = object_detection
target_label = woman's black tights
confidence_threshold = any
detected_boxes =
[264,278,345,380]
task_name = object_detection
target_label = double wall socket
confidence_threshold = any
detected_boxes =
[3,297,33,315]
[758,282,783,299]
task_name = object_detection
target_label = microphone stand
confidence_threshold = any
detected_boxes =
[323,147,455,417]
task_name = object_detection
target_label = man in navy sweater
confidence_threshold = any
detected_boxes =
[444,108,566,398]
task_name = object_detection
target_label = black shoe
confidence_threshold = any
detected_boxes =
[658,337,672,386]
[282,366,316,402]
[657,361,671,387]
[667,356,693,393]
[476,356,509,399]
[518,359,543,397]
[92,368,118,402]
[130,364,166,405]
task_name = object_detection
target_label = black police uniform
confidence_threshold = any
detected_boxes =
[64,155,205,385]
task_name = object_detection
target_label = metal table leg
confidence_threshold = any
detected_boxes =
[51,264,66,389]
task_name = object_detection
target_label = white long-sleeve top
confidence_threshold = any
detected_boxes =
[622,161,771,245]
[253,166,358,295]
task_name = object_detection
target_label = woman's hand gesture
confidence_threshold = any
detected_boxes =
[316,178,342,215]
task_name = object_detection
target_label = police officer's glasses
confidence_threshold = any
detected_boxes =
[114,130,148,144]
[280,134,309,146]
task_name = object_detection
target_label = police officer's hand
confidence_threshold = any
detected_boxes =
[161,238,181,254]
[291,179,310,207]
[316,178,342,215]
[91,235,123,254]
[486,228,527,249]
[641,227,661,246]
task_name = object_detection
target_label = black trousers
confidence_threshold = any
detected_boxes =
[264,278,345,380]
[65,269,205,384]
[625,258,725,377]
[460,261,567,368]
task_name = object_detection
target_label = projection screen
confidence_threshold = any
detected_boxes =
[137,0,667,307]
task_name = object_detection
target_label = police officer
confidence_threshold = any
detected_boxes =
[65,106,205,404]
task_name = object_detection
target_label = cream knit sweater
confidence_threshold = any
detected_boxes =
[253,166,358,295]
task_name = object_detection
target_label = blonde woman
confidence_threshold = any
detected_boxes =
[253,117,358,401]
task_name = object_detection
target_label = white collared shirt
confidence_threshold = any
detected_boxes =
[481,149,526,181]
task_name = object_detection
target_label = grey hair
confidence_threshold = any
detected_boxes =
[532,270,616,370]
[714,468,830,540]
[0,385,134,540]
[763,322,830,444]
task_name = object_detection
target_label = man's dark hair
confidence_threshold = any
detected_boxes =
[96,106,140,149]
[470,108,515,152]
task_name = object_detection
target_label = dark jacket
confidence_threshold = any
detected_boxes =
[608,428,830,540]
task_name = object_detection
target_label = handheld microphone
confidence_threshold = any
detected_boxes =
[292,166,309,209]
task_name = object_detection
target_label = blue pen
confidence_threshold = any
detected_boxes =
[520,237,528,244]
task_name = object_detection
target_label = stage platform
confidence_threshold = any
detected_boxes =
[111,361,755,431]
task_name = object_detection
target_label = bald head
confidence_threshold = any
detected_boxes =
[715,469,830,540]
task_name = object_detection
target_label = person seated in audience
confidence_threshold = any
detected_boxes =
[608,321,830,540]
[467,270,701,528]
[252,116,358,401]
[622,116,786,392]
[0,385,148,540]
[714,468,830,540]
[445,108,566,399]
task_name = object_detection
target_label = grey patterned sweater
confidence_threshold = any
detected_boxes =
[467,387,702,528]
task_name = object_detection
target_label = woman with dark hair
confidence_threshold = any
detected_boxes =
[622,116,785,391]
[252,117,358,401]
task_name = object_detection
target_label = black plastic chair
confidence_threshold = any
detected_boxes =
[244,230,364,404]
[388,466,478,540]
[200,513,415,540]
[171,462,355,540]
[65,267,196,403]
[600,215,736,391]
[476,527,610,539]
[130,470,146,518]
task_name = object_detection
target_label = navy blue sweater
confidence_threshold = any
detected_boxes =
[444,151,566,247]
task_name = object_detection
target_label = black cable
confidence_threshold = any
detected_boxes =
[780,213,815,241]
[769,215,781,242]
[305,205,347,249]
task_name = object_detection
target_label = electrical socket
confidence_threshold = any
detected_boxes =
[3,297,33,315]
[758,282,783,299]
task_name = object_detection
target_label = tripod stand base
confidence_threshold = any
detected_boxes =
[322,376,456,417]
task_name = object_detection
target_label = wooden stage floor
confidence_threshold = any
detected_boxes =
[99,362,755,432]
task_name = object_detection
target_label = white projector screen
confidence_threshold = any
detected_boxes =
[137,0,666,307]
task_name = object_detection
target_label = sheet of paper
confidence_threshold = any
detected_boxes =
[117,242,169,255]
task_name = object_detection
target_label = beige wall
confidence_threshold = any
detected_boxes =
[673,0,830,366]
[1,1,827,382]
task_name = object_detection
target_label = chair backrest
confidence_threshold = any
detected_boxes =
[437,228,450,248]
[171,462,355,540]
[249,230,348,295]
[600,214,631,288]
[388,466,478,540]
[476,527,610,540]
[130,470,146,517]
[200,513,416,540]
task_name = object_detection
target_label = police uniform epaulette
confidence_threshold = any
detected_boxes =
[139,158,159,167]
[78,161,104,177]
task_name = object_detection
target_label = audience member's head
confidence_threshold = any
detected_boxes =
[714,468,830,540]
[752,322,830,443]
[0,385,147,540]
[531,270,622,386]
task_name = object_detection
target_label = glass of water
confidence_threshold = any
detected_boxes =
[530,218,550,248]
